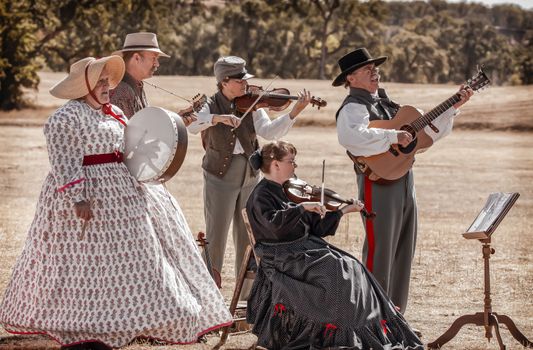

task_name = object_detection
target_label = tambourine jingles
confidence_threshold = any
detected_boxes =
[123,106,188,183]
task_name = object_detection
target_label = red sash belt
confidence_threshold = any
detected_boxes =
[83,151,123,166]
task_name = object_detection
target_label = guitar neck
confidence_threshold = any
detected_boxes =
[409,68,489,132]
[412,93,461,132]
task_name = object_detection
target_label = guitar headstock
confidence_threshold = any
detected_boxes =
[180,94,207,117]
[191,93,208,112]
[466,66,491,92]
[311,96,327,110]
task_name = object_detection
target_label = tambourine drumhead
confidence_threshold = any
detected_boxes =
[124,106,188,183]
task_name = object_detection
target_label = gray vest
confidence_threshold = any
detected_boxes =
[335,87,399,122]
[202,91,259,178]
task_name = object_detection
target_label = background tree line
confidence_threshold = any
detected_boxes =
[1,0,531,110]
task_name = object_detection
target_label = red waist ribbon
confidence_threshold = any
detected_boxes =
[83,151,123,166]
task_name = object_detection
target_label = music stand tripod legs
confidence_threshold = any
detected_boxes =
[428,238,533,349]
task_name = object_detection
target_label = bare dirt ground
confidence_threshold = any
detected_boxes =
[0,75,531,349]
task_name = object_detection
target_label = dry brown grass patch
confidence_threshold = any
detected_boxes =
[0,75,531,349]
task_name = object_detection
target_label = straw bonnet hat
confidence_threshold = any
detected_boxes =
[112,32,170,58]
[49,56,125,99]
[332,48,387,87]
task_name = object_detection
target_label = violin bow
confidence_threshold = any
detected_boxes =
[232,76,279,131]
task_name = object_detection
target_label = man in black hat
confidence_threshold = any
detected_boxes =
[334,48,472,314]
[188,56,312,289]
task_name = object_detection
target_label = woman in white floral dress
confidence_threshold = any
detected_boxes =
[0,56,232,349]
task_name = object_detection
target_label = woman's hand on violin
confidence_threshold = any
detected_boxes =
[300,201,327,216]
[74,200,93,221]
[289,89,312,119]
[213,114,241,128]
[341,199,365,215]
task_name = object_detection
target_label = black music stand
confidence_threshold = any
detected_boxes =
[428,192,532,350]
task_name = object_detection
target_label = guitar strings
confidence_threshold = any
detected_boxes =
[144,80,192,103]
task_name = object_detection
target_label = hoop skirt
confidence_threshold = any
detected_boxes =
[0,100,232,347]
[246,178,424,350]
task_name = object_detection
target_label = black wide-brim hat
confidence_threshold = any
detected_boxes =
[332,48,387,87]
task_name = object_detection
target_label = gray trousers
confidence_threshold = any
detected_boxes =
[357,171,418,313]
[203,154,259,280]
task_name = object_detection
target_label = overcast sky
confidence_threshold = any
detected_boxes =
[382,0,532,9]
[438,0,532,8]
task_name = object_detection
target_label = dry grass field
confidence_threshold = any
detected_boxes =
[0,73,531,349]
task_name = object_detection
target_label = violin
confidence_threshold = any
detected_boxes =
[282,178,376,219]
[196,231,222,288]
[234,85,327,113]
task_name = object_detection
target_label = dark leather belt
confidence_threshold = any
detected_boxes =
[83,151,123,166]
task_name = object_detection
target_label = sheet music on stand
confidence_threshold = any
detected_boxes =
[463,192,520,240]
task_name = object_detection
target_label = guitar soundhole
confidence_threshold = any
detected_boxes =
[398,125,417,154]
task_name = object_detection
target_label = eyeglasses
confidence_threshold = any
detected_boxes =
[360,65,379,74]
[280,158,297,167]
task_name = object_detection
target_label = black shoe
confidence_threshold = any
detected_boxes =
[197,335,208,343]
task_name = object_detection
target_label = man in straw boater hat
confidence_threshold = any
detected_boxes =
[0,55,232,350]
[110,32,195,125]
[334,48,473,320]
[187,56,312,297]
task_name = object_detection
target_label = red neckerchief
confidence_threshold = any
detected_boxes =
[85,64,127,127]
[102,103,127,126]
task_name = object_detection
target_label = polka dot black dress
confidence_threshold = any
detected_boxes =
[245,178,423,350]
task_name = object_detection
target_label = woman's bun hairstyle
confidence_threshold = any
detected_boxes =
[253,141,297,174]
[249,149,263,171]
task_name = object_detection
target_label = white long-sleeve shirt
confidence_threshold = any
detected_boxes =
[337,101,458,157]
[188,104,296,154]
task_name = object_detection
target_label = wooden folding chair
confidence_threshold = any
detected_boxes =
[215,208,259,349]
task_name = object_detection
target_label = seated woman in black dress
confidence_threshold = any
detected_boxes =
[245,140,423,350]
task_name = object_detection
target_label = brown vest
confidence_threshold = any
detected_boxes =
[202,91,259,178]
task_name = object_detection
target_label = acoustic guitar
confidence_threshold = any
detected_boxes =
[349,67,490,183]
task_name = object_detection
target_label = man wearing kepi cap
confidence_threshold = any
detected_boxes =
[188,56,312,288]
[334,48,473,316]
[110,32,194,125]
